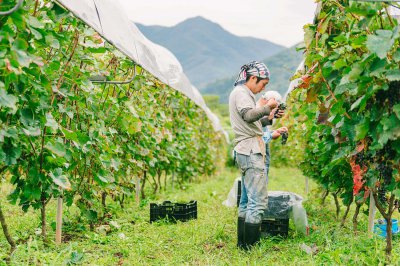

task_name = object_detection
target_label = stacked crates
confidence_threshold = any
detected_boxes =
[237,181,289,237]
[150,200,197,223]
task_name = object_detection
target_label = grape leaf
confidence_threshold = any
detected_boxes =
[49,168,71,190]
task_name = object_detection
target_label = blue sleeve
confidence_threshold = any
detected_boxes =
[262,129,273,144]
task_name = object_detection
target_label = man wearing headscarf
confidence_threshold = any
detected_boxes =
[229,61,284,249]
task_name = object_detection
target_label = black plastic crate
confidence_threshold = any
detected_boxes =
[173,201,197,222]
[150,200,197,223]
[150,201,175,223]
[261,218,289,237]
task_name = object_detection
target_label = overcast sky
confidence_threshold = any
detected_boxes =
[118,0,317,47]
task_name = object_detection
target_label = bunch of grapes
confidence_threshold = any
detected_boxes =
[378,163,393,185]
[366,81,399,112]
[388,81,400,108]
[378,187,388,206]
[274,103,287,118]
[395,200,400,213]
[281,132,288,145]
[354,151,372,168]
[375,81,400,109]
[375,142,395,186]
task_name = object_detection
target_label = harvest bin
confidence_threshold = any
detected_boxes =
[237,181,306,237]
[374,218,399,238]
[150,200,197,223]
[261,218,289,237]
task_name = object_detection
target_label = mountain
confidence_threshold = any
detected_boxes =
[136,16,285,89]
[201,44,304,103]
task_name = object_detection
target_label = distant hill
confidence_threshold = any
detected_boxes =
[201,44,304,103]
[136,16,285,89]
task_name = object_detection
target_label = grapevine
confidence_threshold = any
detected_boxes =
[0,0,226,247]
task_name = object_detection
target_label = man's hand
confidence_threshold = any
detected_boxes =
[271,127,288,139]
[268,108,277,120]
[274,109,285,118]
[276,127,288,134]
[267,108,285,120]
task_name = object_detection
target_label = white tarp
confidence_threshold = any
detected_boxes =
[389,5,400,21]
[56,0,223,132]
[284,60,304,101]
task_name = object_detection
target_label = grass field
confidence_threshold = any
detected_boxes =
[1,166,400,265]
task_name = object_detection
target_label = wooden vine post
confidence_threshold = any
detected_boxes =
[55,190,63,244]
[135,176,140,204]
[171,171,175,191]
[305,176,309,194]
[368,192,376,238]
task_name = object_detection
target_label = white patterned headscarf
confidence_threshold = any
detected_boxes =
[234,61,270,86]
[261,91,282,103]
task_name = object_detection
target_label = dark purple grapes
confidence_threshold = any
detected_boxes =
[281,132,288,145]
[378,187,387,205]
[274,103,287,118]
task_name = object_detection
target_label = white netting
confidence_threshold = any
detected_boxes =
[56,0,223,132]
[284,60,304,100]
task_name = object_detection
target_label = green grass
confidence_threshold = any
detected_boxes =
[1,167,400,265]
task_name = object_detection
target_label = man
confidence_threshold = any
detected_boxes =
[229,61,284,249]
